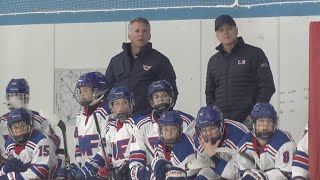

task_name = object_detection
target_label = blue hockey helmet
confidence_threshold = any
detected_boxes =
[107,86,134,122]
[195,106,224,144]
[147,80,175,115]
[251,102,278,140]
[75,72,108,107]
[6,78,30,109]
[7,107,33,144]
[158,111,183,145]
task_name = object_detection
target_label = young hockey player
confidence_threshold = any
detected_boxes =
[195,105,249,179]
[67,86,136,180]
[72,72,110,166]
[0,78,61,178]
[129,80,194,180]
[0,107,58,179]
[0,78,60,147]
[151,110,197,180]
[57,72,111,179]
[237,102,296,179]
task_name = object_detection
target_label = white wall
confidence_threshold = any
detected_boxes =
[0,16,319,162]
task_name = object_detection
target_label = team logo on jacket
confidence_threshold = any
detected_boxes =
[238,60,246,65]
[143,64,152,71]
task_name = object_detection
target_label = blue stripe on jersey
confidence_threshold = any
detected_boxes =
[31,164,49,179]
[295,150,308,159]
[293,150,309,170]
[131,114,147,125]
[130,150,147,164]
[214,158,228,176]
[172,134,194,163]
[136,116,152,129]
[28,130,48,144]
[292,161,309,171]
[127,118,135,127]
[95,111,106,119]
[177,110,194,125]
[267,130,294,150]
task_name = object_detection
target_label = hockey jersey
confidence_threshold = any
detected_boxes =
[129,111,194,170]
[0,130,58,179]
[238,129,296,179]
[0,110,60,148]
[292,125,309,179]
[194,119,249,180]
[153,133,197,179]
[74,102,110,165]
[79,114,136,178]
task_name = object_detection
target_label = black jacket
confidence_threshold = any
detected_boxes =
[205,37,275,122]
[105,42,178,115]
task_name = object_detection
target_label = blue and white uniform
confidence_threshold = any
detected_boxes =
[74,102,110,166]
[78,114,135,178]
[0,110,60,148]
[195,119,249,180]
[0,130,58,179]
[129,111,194,176]
[238,129,296,179]
[154,133,197,179]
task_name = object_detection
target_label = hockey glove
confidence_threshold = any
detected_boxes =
[2,157,27,173]
[0,172,24,180]
[130,165,152,180]
[242,169,268,180]
[152,157,173,180]
[165,167,187,180]
[114,161,130,180]
[57,163,79,179]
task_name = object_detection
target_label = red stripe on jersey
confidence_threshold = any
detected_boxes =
[130,154,146,161]
[293,155,309,164]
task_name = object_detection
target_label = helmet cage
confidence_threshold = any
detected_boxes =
[197,121,224,144]
[253,118,277,140]
[195,106,225,144]
[148,80,175,115]
[7,108,33,145]
[251,102,278,140]
[159,122,183,146]
[75,72,108,107]
[158,111,183,146]
[108,87,134,122]
[109,98,134,123]
[6,93,29,109]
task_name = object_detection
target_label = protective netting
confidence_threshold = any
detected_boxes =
[0,0,318,15]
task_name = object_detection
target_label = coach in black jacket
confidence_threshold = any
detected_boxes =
[205,15,275,123]
[105,17,178,115]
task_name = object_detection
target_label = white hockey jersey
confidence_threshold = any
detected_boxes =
[0,110,60,148]
[79,115,136,178]
[292,125,309,179]
[238,129,296,179]
[153,133,197,179]
[129,110,194,170]
[74,102,110,165]
[194,119,249,180]
[0,130,58,179]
